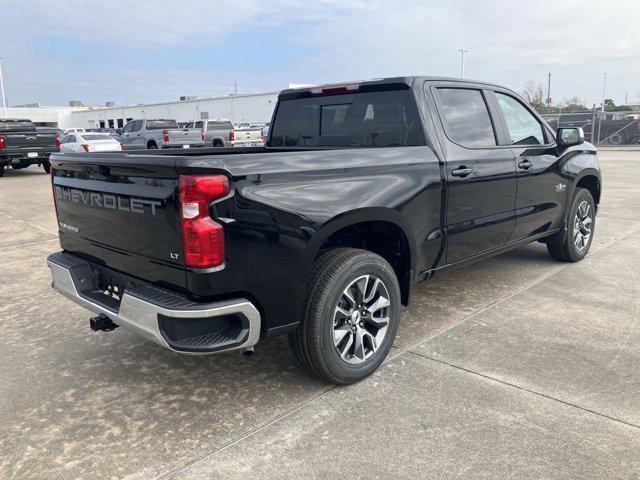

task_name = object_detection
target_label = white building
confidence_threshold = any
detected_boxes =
[3,91,280,130]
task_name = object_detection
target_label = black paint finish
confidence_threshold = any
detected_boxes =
[49,76,601,342]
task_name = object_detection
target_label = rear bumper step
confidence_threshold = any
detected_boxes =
[47,252,261,354]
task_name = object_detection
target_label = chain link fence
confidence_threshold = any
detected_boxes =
[542,109,640,146]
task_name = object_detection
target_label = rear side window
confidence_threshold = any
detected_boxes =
[270,89,424,148]
[436,88,496,147]
[195,121,203,128]
[495,93,545,145]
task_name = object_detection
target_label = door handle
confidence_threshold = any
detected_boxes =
[518,160,532,170]
[451,167,473,178]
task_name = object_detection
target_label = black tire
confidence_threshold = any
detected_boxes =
[147,142,158,149]
[213,140,224,147]
[289,248,401,384]
[0,165,4,177]
[547,188,595,262]
[43,163,51,174]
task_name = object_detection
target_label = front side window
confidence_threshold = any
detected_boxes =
[436,88,496,147]
[495,93,545,145]
[270,89,423,148]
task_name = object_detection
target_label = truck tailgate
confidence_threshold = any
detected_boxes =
[167,129,201,145]
[4,132,57,152]
[51,153,187,292]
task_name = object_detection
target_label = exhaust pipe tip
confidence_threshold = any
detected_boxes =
[241,347,254,357]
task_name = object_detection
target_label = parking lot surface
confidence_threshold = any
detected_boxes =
[1,150,639,479]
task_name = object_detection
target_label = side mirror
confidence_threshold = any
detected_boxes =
[557,127,584,147]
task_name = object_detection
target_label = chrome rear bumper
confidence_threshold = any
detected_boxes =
[47,252,261,354]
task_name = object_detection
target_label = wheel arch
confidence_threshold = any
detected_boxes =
[307,208,417,305]
[147,139,158,149]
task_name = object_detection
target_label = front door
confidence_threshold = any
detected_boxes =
[433,87,517,264]
[491,91,566,240]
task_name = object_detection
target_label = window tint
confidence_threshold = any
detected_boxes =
[81,134,111,140]
[437,88,496,147]
[69,135,77,143]
[270,89,423,148]
[495,93,545,145]
[131,120,143,132]
[122,122,132,133]
[146,120,178,130]
[195,121,203,128]
[0,120,35,131]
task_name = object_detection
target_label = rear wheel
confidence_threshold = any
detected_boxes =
[289,248,400,384]
[213,140,224,147]
[147,142,158,149]
[547,188,595,262]
[43,163,51,174]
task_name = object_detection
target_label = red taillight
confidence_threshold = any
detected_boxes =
[55,134,60,148]
[120,143,124,150]
[179,174,230,268]
[0,134,5,150]
[163,130,169,142]
[201,130,205,141]
[229,130,234,142]
[637,121,640,129]
[81,144,90,152]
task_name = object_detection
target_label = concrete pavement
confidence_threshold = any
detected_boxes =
[0,150,638,479]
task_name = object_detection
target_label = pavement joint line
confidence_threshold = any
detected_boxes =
[156,385,339,480]
[161,221,640,479]
[0,238,58,251]
[407,350,640,430]
[0,210,57,237]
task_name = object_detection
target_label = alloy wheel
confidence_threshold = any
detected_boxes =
[332,275,391,364]
[574,200,592,251]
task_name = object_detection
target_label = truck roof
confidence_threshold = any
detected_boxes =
[279,76,509,100]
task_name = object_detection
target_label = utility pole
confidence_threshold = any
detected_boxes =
[233,81,238,95]
[597,72,607,144]
[458,49,468,78]
[546,72,552,108]
[0,57,7,118]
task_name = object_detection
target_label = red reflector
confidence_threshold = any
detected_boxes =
[81,144,90,152]
[163,130,169,142]
[201,130,205,141]
[0,134,5,149]
[229,130,234,141]
[179,174,230,268]
[55,134,60,148]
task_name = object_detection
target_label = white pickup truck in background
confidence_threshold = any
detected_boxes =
[186,120,265,148]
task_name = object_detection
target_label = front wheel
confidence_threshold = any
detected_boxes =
[42,163,51,174]
[547,187,595,262]
[289,248,401,384]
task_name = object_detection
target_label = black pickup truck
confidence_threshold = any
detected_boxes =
[47,77,601,384]
[0,119,60,176]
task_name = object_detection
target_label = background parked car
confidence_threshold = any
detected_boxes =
[59,132,122,153]
[36,127,65,139]
[64,127,86,135]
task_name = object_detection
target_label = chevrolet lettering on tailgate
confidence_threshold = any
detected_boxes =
[54,186,161,215]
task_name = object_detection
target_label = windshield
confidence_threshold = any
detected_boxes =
[270,89,424,147]
[0,120,36,131]
[146,120,178,130]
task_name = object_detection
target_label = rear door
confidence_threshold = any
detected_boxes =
[51,154,187,291]
[430,85,517,263]
[489,90,567,241]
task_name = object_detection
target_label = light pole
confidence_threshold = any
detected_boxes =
[597,72,607,144]
[0,57,7,118]
[458,49,468,78]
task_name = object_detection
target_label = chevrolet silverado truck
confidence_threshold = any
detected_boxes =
[186,120,265,148]
[47,77,601,384]
[0,119,59,176]
[118,119,204,150]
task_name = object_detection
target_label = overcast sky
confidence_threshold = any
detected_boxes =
[2,0,639,107]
